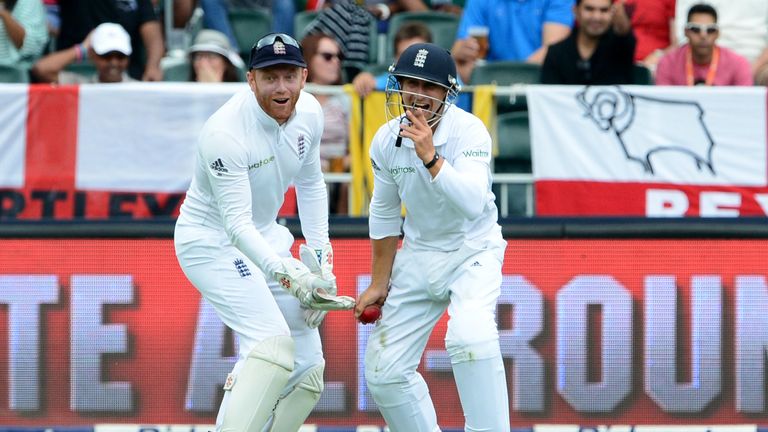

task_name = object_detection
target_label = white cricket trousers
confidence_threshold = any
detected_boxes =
[174,223,324,428]
[364,232,511,432]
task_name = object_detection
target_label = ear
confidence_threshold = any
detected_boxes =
[246,70,257,92]
[300,67,308,88]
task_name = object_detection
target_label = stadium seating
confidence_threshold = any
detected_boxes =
[0,64,29,83]
[470,61,541,86]
[493,110,532,216]
[385,11,459,61]
[632,64,654,85]
[362,62,390,75]
[228,8,272,61]
[65,62,97,78]
[470,61,541,113]
[162,59,247,82]
[495,111,532,173]
[162,60,191,82]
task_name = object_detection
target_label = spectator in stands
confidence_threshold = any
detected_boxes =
[675,0,768,85]
[32,22,135,83]
[352,21,432,98]
[303,0,373,78]
[302,33,350,214]
[56,0,164,81]
[189,29,244,82]
[624,0,676,71]
[0,0,48,68]
[541,0,635,84]
[656,3,752,86]
[451,0,574,83]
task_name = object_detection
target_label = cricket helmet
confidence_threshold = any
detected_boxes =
[384,43,460,132]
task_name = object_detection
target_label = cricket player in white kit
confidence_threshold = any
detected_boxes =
[355,43,511,431]
[174,33,354,432]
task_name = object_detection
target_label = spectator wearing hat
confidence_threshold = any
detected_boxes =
[55,0,164,81]
[0,0,48,69]
[189,29,244,82]
[32,22,135,83]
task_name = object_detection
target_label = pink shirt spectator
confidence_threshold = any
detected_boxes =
[655,44,753,86]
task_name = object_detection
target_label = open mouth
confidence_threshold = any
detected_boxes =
[274,98,289,105]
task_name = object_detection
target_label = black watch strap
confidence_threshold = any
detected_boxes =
[424,152,440,169]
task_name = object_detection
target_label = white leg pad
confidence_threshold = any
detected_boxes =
[268,363,325,432]
[220,335,295,432]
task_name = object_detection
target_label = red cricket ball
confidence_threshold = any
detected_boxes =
[359,304,381,324]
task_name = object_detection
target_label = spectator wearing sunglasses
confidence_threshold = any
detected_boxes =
[656,3,752,86]
[674,0,768,84]
[301,33,350,214]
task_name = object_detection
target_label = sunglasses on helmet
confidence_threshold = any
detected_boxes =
[254,33,301,50]
[685,23,718,35]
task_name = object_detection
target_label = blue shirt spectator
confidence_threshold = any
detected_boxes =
[452,0,575,82]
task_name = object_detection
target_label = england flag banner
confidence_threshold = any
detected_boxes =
[0,83,241,220]
[527,85,768,217]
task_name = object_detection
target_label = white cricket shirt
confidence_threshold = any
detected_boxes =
[368,104,500,251]
[177,88,329,274]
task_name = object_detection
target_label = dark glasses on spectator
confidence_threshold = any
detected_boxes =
[255,33,301,50]
[318,52,342,61]
[685,23,719,35]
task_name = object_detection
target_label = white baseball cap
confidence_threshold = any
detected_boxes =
[91,22,132,56]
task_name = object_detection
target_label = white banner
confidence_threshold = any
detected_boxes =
[0,85,28,188]
[76,83,242,192]
[527,85,767,186]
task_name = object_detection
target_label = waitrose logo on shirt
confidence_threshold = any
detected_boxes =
[389,166,416,176]
[463,149,489,158]
[249,156,275,170]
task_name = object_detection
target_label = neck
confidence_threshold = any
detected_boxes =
[577,31,599,58]
[691,48,714,65]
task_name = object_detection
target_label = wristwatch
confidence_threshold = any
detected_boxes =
[424,152,440,169]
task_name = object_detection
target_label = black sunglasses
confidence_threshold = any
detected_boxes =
[317,52,342,61]
[255,33,301,50]
[685,23,718,35]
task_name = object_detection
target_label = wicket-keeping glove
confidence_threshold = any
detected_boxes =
[274,257,354,311]
[299,243,340,328]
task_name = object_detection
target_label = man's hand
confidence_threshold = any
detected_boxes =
[451,38,480,64]
[352,71,377,98]
[275,257,354,312]
[400,108,437,166]
[354,283,389,320]
[143,64,163,81]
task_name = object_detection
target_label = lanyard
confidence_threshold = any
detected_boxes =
[685,45,720,86]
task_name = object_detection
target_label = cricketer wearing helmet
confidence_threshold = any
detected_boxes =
[174,33,353,432]
[355,43,511,431]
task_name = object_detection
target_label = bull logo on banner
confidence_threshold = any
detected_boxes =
[576,86,717,175]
